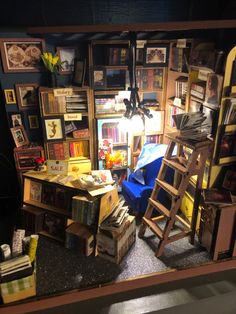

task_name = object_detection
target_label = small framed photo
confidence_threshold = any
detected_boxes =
[0,38,45,73]
[9,113,23,127]
[28,115,39,129]
[4,89,16,104]
[42,116,65,142]
[57,46,76,74]
[144,44,169,67]
[10,125,29,147]
[92,67,106,90]
[106,69,126,90]
[222,169,236,192]
[15,83,39,110]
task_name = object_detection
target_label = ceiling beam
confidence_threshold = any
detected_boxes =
[27,19,236,34]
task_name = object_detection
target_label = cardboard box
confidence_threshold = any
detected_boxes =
[96,215,136,264]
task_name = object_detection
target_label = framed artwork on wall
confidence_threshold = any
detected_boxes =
[9,112,23,127]
[72,59,86,86]
[56,46,76,74]
[10,125,29,147]
[0,38,45,72]
[4,89,16,104]
[28,115,39,129]
[144,44,169,67]
[42,116,65,142]
[15,83,39,110]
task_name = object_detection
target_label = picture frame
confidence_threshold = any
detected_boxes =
[106,69,126,90]
[56,46,76,74]
[9,112,23,127]
[42,116,65,142]
[15,83,39,110]
[4,89,16,104]
[205,73,223,108]
[0,38,45,72]
[144,44,169,67]
[222,169,236,192]
[92,67,106,90]
[28,115,39,129]
[10,125,29,147]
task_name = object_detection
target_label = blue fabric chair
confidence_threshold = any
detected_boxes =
[121,143,174,214]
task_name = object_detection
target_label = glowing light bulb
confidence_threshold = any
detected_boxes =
[131,114,144,133]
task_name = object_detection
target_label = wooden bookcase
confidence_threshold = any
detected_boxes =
[22,171,119,246]
[89,39,168,171]
[39,86,95,170]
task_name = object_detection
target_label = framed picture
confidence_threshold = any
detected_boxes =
[15,83,39,110]
[10,125,29,147]
[42,116,65,142]
[222,169,236,192]
[144,44,169,67]
[9,113,23,127]
[205,73,223,108]
[57,46,76,74]
[72,59,86,86]
[28,115,39,129]
[92,67,106,90]
[0,38,45,72]
[4,89,16,104]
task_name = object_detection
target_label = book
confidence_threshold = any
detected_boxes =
[202,189,236,205]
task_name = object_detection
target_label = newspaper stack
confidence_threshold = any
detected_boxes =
[172,112,207,141]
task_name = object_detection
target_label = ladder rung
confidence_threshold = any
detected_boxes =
[163,158,188,175]
[142,217,163,239]
[166,230,191,244]
[156,179,179,197]
[149,198,171,218]
[176,215,191,230]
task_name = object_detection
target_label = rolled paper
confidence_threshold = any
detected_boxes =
[28,234,39,263]
[0,244,11,261]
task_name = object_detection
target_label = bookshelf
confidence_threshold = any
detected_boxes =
[22,171,119,248]
[39,86,94,170]
[89,39,168,171]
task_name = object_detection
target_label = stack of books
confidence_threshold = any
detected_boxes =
[172,111,208,141]
[0,255,33,283]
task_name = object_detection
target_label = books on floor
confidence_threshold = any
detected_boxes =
[0,255,33,283]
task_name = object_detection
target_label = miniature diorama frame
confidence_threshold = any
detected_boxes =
[144,44,169,67]
[10,125,29,148]
[4,89,16,104]
[42,116,66,142]
[57,46,76,74]
[0,38,45,72]
[15,83,39,110]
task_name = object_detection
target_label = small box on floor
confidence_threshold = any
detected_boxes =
[96,215,136,264]
[21,205,45,233]
[65,222,95,256]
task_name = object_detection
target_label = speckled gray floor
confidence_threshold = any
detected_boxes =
[36,220,211,298]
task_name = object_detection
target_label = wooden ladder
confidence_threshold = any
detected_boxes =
[138,132,212,258]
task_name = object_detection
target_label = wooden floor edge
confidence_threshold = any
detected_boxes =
[1,258,236,314]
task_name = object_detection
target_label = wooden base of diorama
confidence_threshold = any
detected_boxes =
[1,258,236,314]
